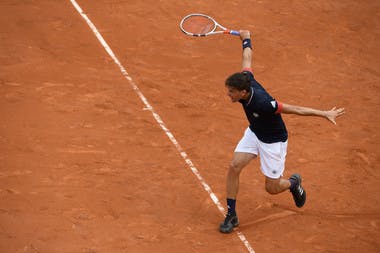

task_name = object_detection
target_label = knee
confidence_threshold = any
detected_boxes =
[228,161,242,176]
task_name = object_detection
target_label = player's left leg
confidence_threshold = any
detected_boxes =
[258,139,306,208]
[264,175,306,207]
[265,176,291,194]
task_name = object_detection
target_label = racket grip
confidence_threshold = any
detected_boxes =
[229,30,240,36]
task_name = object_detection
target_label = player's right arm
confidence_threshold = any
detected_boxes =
[239,30,252,70]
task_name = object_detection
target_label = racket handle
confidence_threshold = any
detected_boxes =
[229,30,240,36]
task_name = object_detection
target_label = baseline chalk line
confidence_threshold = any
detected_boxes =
[69,1,255,252]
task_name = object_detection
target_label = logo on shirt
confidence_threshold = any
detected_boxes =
[253,112,259,118]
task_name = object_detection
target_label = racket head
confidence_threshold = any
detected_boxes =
[180,13,217,37]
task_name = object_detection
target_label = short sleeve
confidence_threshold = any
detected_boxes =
[258,99,283,115]
[242,68,254,76]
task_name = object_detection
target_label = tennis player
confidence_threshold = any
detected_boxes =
[220,30,345,233]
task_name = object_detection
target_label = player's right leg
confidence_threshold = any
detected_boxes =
[226,152,257,199]
[220,128,258,233]
[220,152,256,233]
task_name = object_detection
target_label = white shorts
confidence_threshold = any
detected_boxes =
[235,128,288,179]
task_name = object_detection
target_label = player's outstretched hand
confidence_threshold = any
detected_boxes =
[325,107,345,125]
[239,30,251,41]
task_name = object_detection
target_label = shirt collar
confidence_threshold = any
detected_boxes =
[246,87,254,105]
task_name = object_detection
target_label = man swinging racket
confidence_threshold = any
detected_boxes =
[220,30,345,233]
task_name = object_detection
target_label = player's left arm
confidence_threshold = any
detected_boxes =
[281,103,345,125]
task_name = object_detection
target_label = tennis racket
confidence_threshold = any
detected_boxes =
[180,13,240,37]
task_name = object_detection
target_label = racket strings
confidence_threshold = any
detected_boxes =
[181,16,215,35]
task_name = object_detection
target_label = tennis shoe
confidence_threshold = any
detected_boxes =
[219,212,239,233]
[290,173,306,208]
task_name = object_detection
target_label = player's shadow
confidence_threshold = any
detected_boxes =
[238,203,304,230]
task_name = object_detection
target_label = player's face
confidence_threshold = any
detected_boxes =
[226,86,247,102]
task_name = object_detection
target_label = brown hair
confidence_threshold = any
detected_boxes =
[225,72,250,92]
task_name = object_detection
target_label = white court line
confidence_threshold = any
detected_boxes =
[69,1,255,252]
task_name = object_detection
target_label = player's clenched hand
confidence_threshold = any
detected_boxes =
[325,107,345,125]
[239,30,251,40]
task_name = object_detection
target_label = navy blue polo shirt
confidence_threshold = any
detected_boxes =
[239,69,288,143]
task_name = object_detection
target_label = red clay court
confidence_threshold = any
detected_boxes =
[1,1,379,252]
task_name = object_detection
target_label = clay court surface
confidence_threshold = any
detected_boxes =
[1,1,379,252]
